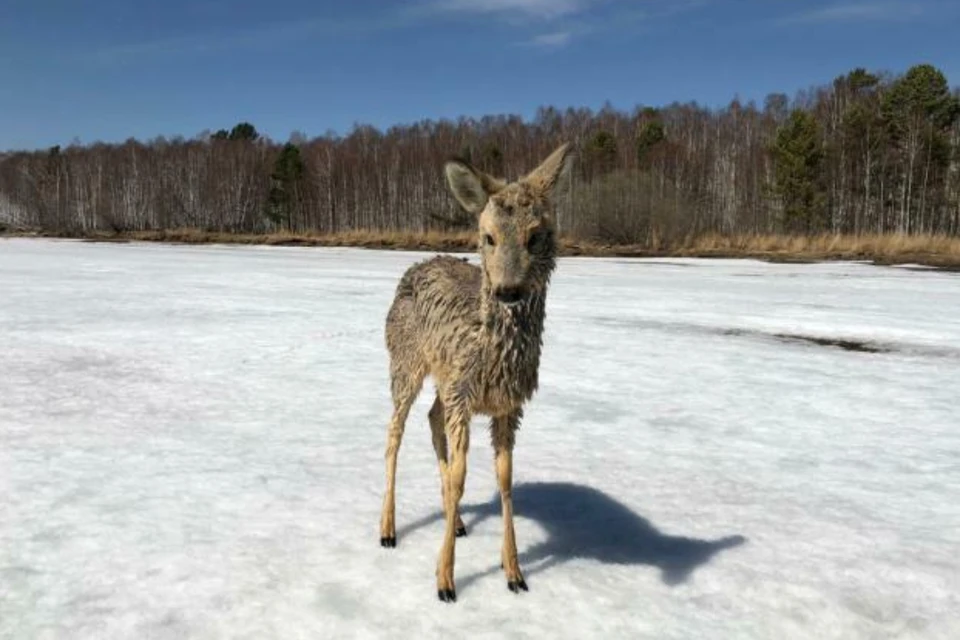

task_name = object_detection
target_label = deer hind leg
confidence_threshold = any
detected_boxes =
[379,364,424,548]
[428,395,466,537]
[436,395,470,603]
[493,411,527,593]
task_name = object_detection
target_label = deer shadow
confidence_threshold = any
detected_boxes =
[397,481,746,592]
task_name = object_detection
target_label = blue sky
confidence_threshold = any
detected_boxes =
[1,0,958,150]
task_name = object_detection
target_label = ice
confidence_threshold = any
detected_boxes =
[1,238,959,639]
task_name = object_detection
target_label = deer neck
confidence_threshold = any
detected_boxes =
[476,272,551,405]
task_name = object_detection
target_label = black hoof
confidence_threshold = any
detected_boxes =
[455,525,467,538]
[380,536,396,548]
[438,589,457,603]
[507,578,528,593]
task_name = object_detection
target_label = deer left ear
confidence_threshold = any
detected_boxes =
[523,143,574,197]
[444,159,506,214]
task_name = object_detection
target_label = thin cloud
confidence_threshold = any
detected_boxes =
[780,1,926,24]
[526,31,574,48]
[430,0,589,20]
[81,1,700,65]
[498,1,705,50]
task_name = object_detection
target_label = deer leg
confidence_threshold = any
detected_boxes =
[493,411,527,593]
[436,398,470,603]
[379,373,420,548]
[428,396,466,537]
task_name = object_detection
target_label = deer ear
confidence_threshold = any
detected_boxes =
[524,143,574,196]
[444,159,505,214]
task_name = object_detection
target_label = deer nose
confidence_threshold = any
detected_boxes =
[494,285,525,305]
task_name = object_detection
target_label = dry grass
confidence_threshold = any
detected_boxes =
[4,227,960,269]
[673,233,960,267]
[2,227,479,251]
[120,228,481,251]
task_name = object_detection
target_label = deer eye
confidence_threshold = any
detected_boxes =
[483,233,496,247]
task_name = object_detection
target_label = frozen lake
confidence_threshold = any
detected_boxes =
[1,238,959,639]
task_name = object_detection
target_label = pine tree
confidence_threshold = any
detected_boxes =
[773,110,826,233]
[228,122,260,142]
[265,143,304,228]
[586,130,618,177]
[636,121,665,165]
[881,64,960,231]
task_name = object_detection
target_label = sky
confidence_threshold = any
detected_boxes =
[1,0,958,151]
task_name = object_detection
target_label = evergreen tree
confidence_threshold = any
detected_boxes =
[773,110,826,233]
[228,122,260,142]
[883,64,959,141]
[881,64,960,231]
[586,130,618,176]
[636,121,665,165]
[265,143,304,228]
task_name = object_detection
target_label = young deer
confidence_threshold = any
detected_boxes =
[379,143,573,603]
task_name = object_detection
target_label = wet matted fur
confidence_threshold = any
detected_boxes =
[378,143,574,603]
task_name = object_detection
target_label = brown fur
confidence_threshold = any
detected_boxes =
[378,143,574,602]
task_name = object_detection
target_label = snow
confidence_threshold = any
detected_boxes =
[1,238,959,639]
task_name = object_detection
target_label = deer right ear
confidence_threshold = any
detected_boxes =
[444,159,505,214]
[524,142,574,197]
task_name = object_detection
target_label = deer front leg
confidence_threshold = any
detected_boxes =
[493,411,527,593]
[436,399,470,603]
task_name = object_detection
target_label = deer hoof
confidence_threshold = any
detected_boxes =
[507,577,528,593]
[438,588,457,603]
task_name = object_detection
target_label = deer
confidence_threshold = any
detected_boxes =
[378,143,573,603]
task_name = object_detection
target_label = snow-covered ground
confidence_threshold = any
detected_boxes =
[1,238,959,639]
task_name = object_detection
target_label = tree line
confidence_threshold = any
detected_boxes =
[1,63,958,245]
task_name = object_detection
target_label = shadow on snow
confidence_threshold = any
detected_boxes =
[396,481,746,593]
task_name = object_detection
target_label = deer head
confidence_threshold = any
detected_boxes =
[444,143,573,306]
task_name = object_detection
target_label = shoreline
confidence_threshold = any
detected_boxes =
[3,228,960,271]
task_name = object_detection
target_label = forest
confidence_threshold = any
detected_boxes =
[1,63,959,248]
